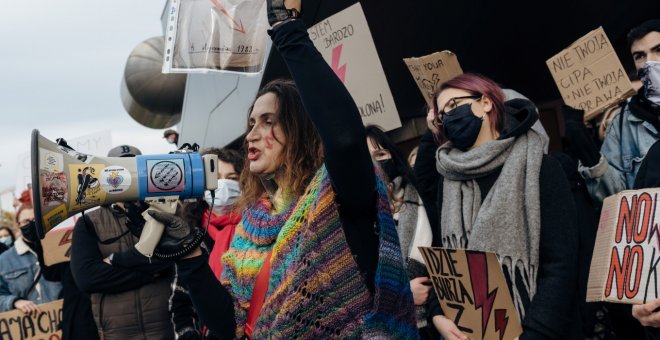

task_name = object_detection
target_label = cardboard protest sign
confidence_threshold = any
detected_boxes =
[42,224,75,266]
[587,188,660,304]
[546,27,635,121]
[308,3,401,131]
[0,299,62,340]
[163,0,269,74]
[419,247,522,340]
[404,51,463,107]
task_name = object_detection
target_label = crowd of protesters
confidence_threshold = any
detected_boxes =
[0,2,659,339]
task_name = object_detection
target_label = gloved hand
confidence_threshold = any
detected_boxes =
[267,0,301,26]
[124,201,148,237]
[147,211,196,254]
[562,105,601,167]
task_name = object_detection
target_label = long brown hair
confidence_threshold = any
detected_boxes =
[238,79,323,208]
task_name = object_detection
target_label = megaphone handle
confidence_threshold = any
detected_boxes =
[135,201,177,258]
[134,214,164,258]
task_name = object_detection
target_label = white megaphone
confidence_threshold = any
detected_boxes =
[30,129,218,258]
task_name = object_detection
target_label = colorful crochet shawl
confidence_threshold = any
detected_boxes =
[221,165,417,339]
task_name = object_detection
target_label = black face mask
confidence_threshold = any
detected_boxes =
[377,159,399,181]
[442,104,484,150]
[20,221,39,245]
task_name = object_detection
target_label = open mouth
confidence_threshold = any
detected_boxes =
[248,147,260,161]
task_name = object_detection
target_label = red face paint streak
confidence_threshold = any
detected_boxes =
[264,130,275,149]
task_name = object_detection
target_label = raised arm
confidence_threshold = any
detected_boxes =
[269,19,375,212]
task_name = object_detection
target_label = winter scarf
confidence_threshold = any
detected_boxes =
[204,209,241,280]
[221,165,417,339]
[392,177,433,329]
[436,129,544,318]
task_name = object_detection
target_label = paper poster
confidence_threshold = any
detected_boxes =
[0,299,62,340]
[587,188,660,304]
[404,51,463,107]
[419,247,522,340]
[163,0,269,74]
[546,27,635,120]
[308,3,401,131]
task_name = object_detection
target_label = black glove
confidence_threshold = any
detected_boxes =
[147,211,196,254]
[267,0,300,26]
[562,105,601,167]
[124,202,148,237]
[20,221,42,252]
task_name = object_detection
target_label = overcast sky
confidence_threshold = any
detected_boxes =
[0,1,175,192]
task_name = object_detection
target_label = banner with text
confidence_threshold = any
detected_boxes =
[404,51,463,107]
[587,188,660,304]
[546,27,635,121]
[308,3,401,131]
[0,299,62,340]
[419,247,522,340]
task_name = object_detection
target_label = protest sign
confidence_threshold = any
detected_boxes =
[404,51,463,107]
[0,299,62,340]
[587,188,660,304]
[308,3,401,131]
[42,224,75,266]
[419,247,522,340]
[546,27,635,121]
[163,0,269,74]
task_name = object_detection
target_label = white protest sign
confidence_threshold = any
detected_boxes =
[308,3,401,131]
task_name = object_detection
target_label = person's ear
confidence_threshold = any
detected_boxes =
[481,96,493,114]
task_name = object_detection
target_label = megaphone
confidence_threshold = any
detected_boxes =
[31,129,218,257]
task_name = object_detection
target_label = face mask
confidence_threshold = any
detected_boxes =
[20,221,38,244]
[377,159,399,181]
[639,61,660,105]
[0,236,12,247]
[442,103,484,150]
[205,179,241,214]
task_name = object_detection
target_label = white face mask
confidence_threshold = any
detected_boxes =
[640,60,660,105]
[0,236,12,247]
[204,179,241,214]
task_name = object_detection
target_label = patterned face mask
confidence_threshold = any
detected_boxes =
[639,61,660,105]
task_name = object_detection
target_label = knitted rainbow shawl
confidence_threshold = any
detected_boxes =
[221,165,417,339]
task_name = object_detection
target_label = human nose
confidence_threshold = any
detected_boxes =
[246,124,260,142]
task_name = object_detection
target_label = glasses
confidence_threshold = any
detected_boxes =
[19,218,35,226]
[436,95,482,123]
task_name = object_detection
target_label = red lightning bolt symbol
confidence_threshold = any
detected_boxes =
[331,44,347,83]
[209,0,246,33]
[494,309,509,340]
[467,251,498,338]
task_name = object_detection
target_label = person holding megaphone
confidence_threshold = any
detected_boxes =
[109,0,419,338]
[69,145,176,340]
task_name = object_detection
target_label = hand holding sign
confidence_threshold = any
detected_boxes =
[633,298,660,327]
[432,315,469,340]
[13,299,40,317]
[267,0,301,26]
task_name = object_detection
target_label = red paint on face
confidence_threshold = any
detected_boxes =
[264,132,275,149]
